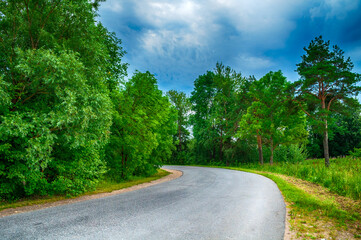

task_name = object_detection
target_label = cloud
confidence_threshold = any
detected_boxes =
[98,0,361,93]
[101,0,307,51]
[310,0,360,19]
[235,54,275,71]
[99,0,124,13]
[210,0,304,47]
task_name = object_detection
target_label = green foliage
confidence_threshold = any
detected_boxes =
[350,148,361,158]
[0,0,125,200]
[273,144,308,163]
[307,110,361,158]
[105,71,176,181]
[238,71,308,164]
[295,36,361,166]
[0,169,170,211]
[166,90,191,164]
[189,71,216,164]
[190,63,252,165]
[1,0,359,203]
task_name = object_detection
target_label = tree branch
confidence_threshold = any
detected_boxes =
[35,0,61,49]
[24,0,35,49]
[292,99,317,121]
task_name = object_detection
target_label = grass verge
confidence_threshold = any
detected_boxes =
[241,157,361,200]
[226,167,361,239]
[0,169,170,212]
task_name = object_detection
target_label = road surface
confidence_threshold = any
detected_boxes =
[0,166,286,240]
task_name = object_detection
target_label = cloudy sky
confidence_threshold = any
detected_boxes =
[98,0,361,93]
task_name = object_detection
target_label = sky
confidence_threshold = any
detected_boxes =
[98,0,361,94]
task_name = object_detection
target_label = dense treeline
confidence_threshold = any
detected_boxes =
[173,66,310,166]
[0,1,176,200]
[168,39,361,167]
[1,1,360,201]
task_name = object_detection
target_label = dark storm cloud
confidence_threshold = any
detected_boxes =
[98,0,361,93]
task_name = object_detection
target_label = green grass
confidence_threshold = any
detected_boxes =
[191,164,360,237]
[240,157,361,200]
[0,169,170,212]
[88,169,170,194]
[227,167,356,221]
[221,164,361,238]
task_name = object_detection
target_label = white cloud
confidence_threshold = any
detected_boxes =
[141,29,205,56]
[235,54,275,70]
[132,0,307,51]
[210,0,305,48]
[98,0,361,92]
[100,0,123,13]
[310,0,360,19]
[102,0,311,51]
[137,0,201,27]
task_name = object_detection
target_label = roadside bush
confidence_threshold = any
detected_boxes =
[274,144,308,163]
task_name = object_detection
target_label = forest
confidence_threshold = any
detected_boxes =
[1,0,360,201]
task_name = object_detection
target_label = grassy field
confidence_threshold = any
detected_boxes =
[0,169,170,212]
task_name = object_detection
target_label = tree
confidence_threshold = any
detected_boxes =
[238,71,308,165]
[105,71,175,180]
[307,109,361,158]
[212,63,244,165]
[190,63,249,165]
[166,90,191,163]
[295,36,361,167]
[190,71,217,164]
[0,0,126,199]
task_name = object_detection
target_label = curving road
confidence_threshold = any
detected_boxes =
[0,166,285,240]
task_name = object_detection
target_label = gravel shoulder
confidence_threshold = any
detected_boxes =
[0,168,182,218]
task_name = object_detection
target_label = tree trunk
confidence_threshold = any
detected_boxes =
[256,131,263,165]
[323,118,330,167]
[225,139,230,167]
[178,123,182,152]
[270,136,274,165]
[321,98,330,167]
[212,145,215,161]
[219,128,223,163]
[121,146,125,178]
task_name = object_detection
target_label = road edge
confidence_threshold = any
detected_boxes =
[0,168,183,218]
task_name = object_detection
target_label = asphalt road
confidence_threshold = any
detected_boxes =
[0,166,286,240]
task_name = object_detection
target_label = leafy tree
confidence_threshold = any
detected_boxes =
[238,71,308,164]
[212,63,244,165]
[190,71,217,164]
[166,90,191,163]
[190,63,250,165]
[0,0,126,199]
[105,71,175,180]
[307,109,361,158]
[295,36,361,167]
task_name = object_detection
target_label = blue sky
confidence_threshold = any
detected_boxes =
[98,0,361,94]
